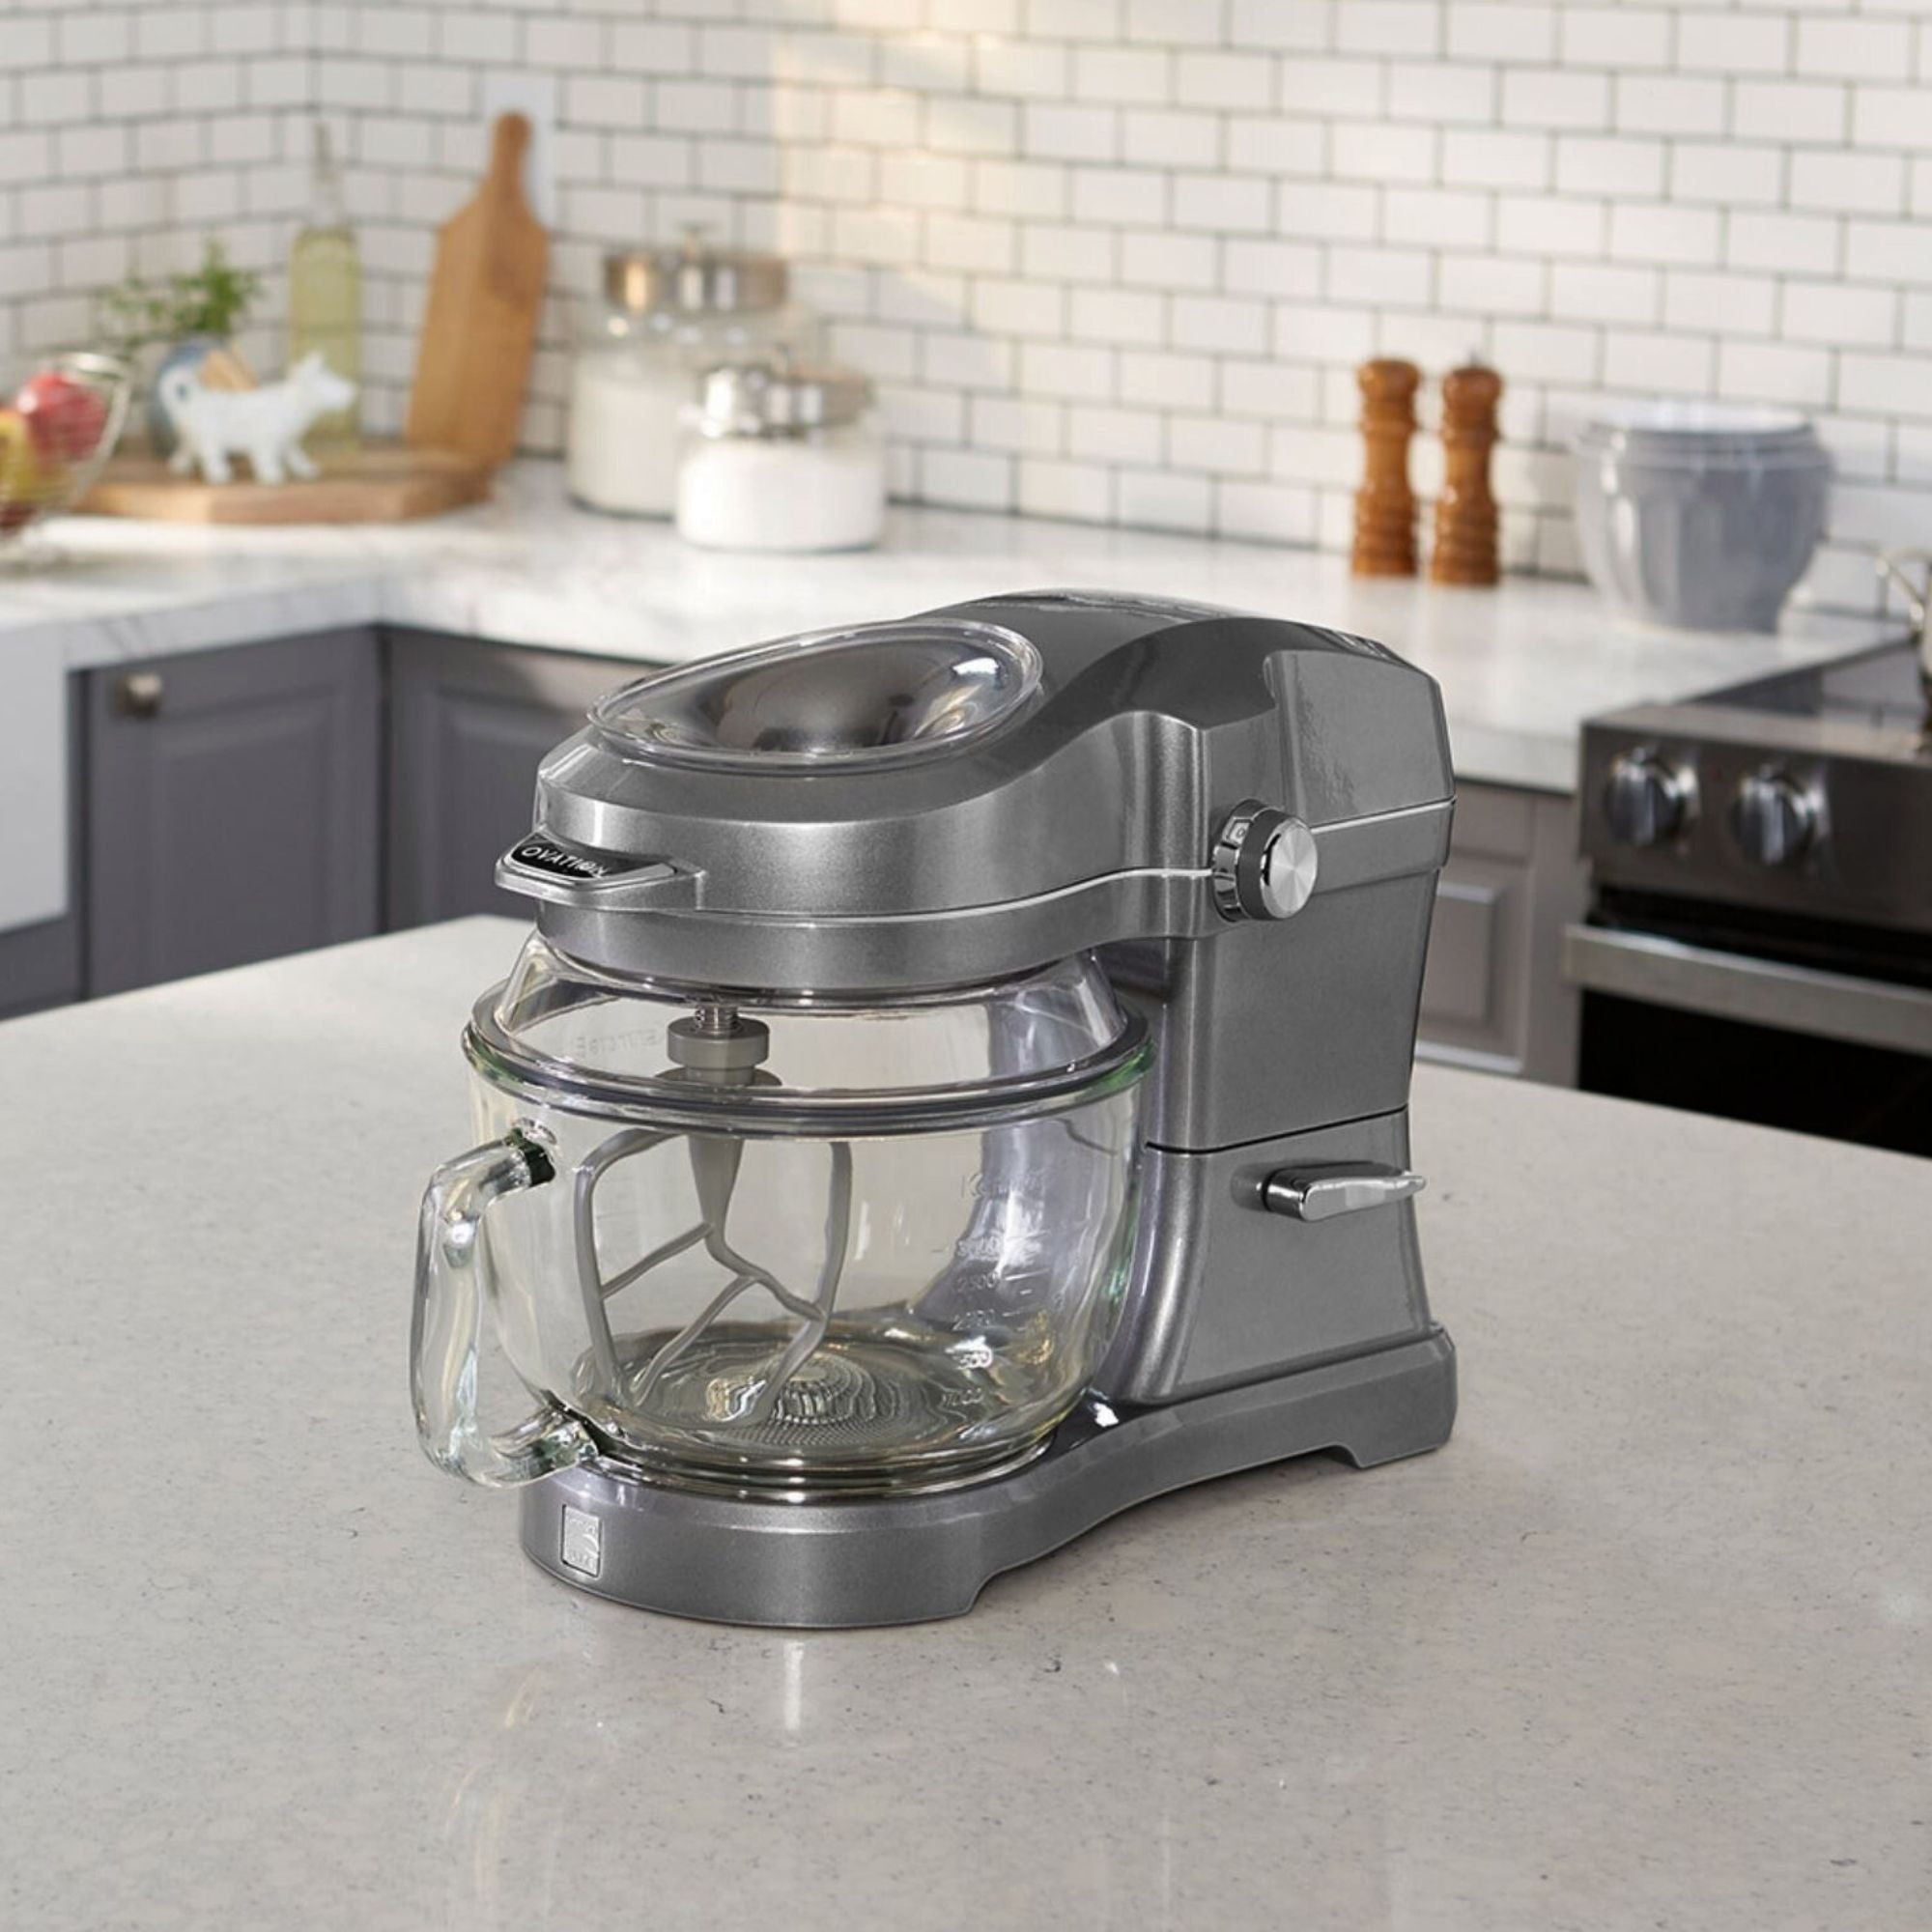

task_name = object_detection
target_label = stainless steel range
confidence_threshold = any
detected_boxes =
[1568,564,1932,1155]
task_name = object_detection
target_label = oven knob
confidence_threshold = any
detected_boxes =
[1731,770,1819,868]
[1603,750,1691,847]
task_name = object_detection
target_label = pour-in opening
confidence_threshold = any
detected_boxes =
[588,618,1043,770]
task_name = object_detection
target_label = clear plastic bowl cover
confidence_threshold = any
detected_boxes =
[587,618,1043,771]
[469,932,1150,1131]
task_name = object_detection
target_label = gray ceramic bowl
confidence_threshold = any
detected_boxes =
[1573,402,1832,634]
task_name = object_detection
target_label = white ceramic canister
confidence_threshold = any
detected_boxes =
[565,237,814,519]
[675,359,885,554]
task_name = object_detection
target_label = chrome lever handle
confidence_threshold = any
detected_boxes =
[1262,1163,1426,1222]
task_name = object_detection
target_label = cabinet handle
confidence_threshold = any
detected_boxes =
[113,671,164,719]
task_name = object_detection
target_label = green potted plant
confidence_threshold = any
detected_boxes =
[99,240,263,456]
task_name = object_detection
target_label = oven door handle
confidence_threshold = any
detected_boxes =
[1562,924,1932,1059]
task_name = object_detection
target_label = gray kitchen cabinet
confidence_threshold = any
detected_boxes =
[85,630,382,997]
[1422,784,1584,1090]
[0,689,83,1021]
[1417,781,1587,1084]
[385,631,644,928]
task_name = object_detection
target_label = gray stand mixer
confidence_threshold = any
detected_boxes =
[416,591,1457,1626]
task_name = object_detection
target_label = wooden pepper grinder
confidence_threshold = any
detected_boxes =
[1431,362,1503,586]
[1351,358,1420,577]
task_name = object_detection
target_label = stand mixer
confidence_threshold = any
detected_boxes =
[411,591,1457,1626]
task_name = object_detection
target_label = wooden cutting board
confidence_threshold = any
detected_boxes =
[404,112,547,470]
[78,445,491,524]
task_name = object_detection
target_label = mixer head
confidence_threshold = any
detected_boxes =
[497,592,1453,995]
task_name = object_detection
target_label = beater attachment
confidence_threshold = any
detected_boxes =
[570,1004,853,1427]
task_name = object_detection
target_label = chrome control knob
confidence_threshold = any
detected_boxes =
[1731,770,1819,868]
[1603,750,1692,847]
[1212,800,1319,921]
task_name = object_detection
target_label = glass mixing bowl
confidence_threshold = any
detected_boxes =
[412,933,1150,1496]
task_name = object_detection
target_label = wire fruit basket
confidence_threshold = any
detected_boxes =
[0,352,132,549]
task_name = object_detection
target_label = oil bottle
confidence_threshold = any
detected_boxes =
[287,122,360,449]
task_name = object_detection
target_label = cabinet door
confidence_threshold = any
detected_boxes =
[1418,781,1586,1085]
[85,631,381,997]
[385,632,645,928]
[0,685,82,1020]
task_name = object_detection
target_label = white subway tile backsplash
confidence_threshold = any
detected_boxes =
[1734,80,1849,146]
[1675,11,1788,75]
[1793,14,1912,82]
[1387,59,1492,125]
[1335,1,1442,58]
[1560,7,1673,71]
[1118,346,1215,408]
[1846,219,1932,288]
[1615,75,1726,138]
[1022,220,1117,281]
[1670,143,1783,209]
[1382,185,1489,248]
[1171,291,1269,353]
[1441,126,1549,189]
[1023,102,1117,161]
[1066,284,1159,342]
[1225,114,1324,175]
[978,42,1070,100]
[1120,108,1219,168]
[1498,68,1609,131]
[1718,340,1834,409]
[1727,210,1841,275]
[1275,179,1378,239]
[1175,51,1271,111]
[1331,118,1435,182]
[1782,281,1898,349]
[1073,45,1170,105]
[1609,202,1721,266]
[1495,191,1606,257]
[926,97,1019,156]
[1018,454,1112,519]
[1662,270,1776,337]
[1116,465,1213,530]
[1789,150,1907,216]
[1223,236,1321,296]
[1172,171,1271,231]
[1438,252,1544,316]
[1600,328,1723,396]
[1326,243,1433,305]
[1446,3,1555,65]
[1554,136,1664,199]
[1278,58,1381,119]
[10,0,1932,576]
[1550,262,1660,327]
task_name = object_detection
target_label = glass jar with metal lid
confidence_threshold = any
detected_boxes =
[565,230,817,519]
[674,356,885,553]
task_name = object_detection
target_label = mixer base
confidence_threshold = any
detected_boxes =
[519,1325,1456,1628]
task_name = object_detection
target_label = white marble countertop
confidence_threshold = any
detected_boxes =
[2,917,1926,1930]
[2,462,1903,797]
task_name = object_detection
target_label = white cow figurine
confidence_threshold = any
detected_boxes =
[159,351,356,485]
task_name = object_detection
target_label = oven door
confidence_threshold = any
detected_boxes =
[1563,914,1932,1156]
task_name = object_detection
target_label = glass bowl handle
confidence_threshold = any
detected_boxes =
[411,1129,594,1489]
